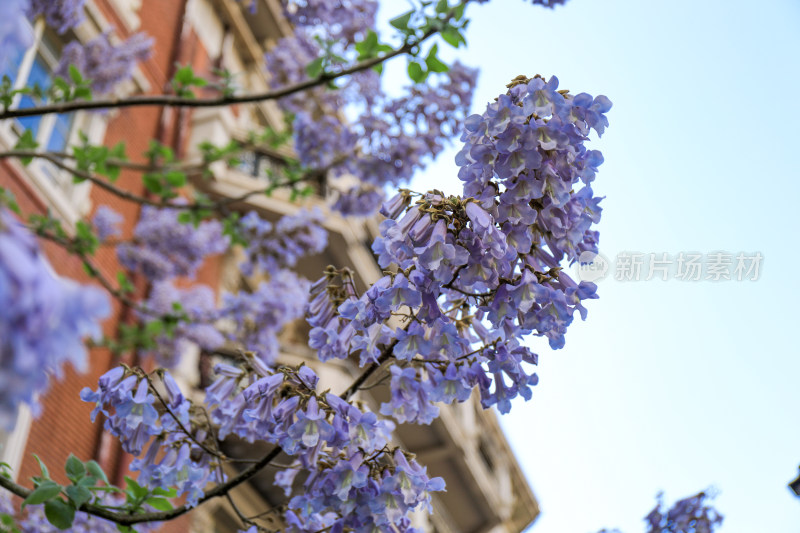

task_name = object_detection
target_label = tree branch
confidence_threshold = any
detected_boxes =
[0,446,283,525]
[0,310,407,525]
[0,27,442,120]
[0,150,333,211]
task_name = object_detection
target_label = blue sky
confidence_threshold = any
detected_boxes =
[391,0,800,531]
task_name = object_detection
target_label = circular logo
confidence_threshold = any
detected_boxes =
[575,251,610,282]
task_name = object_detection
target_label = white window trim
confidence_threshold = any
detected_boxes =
[103,0,143,31]
[0,405,33,482]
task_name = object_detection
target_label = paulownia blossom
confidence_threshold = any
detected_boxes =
[0,209,110,430]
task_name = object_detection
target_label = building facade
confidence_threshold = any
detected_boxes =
[0,1,539,531]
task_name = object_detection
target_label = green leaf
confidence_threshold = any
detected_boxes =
[144,497,173,511]
[425,44,449,73]
[23,481,62,507]
[51,77,70,95]
[151,487,177,498]
[75,221,99,254]
[13,130,39,164]
[407,61,427,83]
[164,171,186,188]
[65,485,91,508]
[73,87,92,100]
[453,2,466,20]
[33,455,50,480]
[65,455,85,482]
[305,57,325,78]
[174,65,195,86]
[85,460,108,484]
[77,476,98,488]
[68,65,84,85]
[110,141,127,160]
[435,0,449,14]
[177,211,194,224]
[142,174,163,194]
[441,26,466,48]
[44,499,75,530]
[124,476,148,503]
[0,188,20,214]
[389,10,414,31]
[355,30,379,59]
[116,273,135,295]
[144,320,164,336]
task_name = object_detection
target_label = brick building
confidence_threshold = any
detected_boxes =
[0,1,539,531]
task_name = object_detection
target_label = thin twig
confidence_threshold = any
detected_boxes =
[143,372,224,460]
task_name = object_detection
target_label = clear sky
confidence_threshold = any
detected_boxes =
[389,0,800,531]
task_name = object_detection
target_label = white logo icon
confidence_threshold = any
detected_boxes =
[575,251,609,282]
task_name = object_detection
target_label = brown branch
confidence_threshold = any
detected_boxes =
[0,26,443,120]
[0,151,311,211]
[0,446,283,525]
[0,297,411,525]
[0,149,349,213]
[342,338,400,401]
[2,140,296,173]
[143,372,224,461]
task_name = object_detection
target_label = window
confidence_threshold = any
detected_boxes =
[236,148,286,180]
[0,18,92,221]
[2,21,76,156]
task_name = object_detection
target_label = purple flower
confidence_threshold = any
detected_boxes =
[27,0,85,34]
[56,31,152,94]
[238,209,327,276]
[139,281,224,368]
[287,397,335,449]
[117,204,228,281]
[0,208,110,430]
[92,205,123,241]
[222,270,310,364]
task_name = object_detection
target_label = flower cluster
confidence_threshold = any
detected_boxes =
[287,62,478,216]
[345,61,479,190]
[56,31,153,94]
[221,270,310,364]
[92,205,123,241]
[117,205,228,281]
[644,492,724,533]
[205,362,442,532]
[264,1,478,217]
[300,77,610,423]
[139,281,225,367]
[81,368,216,506]
[27,0,85,34]
[238,208,327,276]
[457,74,609,264]
[284,0,378,43]
[0,209,110,430]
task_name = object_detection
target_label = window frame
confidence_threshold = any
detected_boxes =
[0,2,150,226]
[0,18,94,223]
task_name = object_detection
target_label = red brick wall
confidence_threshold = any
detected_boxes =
[3,2,217,530]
